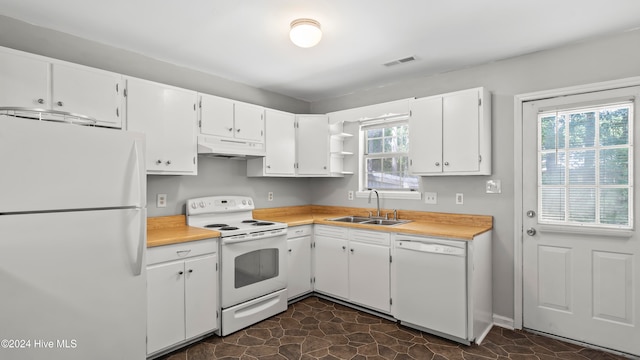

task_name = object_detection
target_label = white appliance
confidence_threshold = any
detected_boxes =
[394,236,469,343]
[186,196,288,336]
[0,115,147,360]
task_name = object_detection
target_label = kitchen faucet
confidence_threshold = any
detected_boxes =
[368,189,381,218]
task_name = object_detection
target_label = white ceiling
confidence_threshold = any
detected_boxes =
[1,0,640,102]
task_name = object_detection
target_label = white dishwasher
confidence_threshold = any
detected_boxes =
[395,235,468,342]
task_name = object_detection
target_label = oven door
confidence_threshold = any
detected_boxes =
[221,233,287,308]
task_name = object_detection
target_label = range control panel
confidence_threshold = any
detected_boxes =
[186,196,255,215]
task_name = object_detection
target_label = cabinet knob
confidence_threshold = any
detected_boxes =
[237,129,241,133]
[228,128,233,132]
[166,160,172,166]
[323,166,327,169]
[178,271,184,275]
[342,246,346,250]
[435,162,440,166]
[188,269,193,273]
[57,101,64,107]
[37,98,45,104]
[350,248,354,253]
[444,161,450,166]
[288,249,292,253]
[267,165,271,169]
[156,160,162,165]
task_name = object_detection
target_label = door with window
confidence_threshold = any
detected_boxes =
[522,87,640,356]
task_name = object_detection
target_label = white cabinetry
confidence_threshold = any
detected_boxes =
[247,113,331,177]
[314,226,391,313]
[146,239,218,356]
[296,114,330,176]
[198,93,265,156]
[125,77,198,175]
[0,47,123,128]
[287,225,313,300]
[314,226,349,299]
[409,87,491,175]
[348,230,391,313]
[247,109,296,176]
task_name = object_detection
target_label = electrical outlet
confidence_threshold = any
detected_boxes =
[268,192,274,201]
[424,192,437,204]
[156,194,167,208]
[348,191,354,200]
[456,193,464,205]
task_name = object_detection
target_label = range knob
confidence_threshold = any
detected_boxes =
[190,202,197,209]
[242,200,247,205]
[248,200,253,205]
[199,201,205,208]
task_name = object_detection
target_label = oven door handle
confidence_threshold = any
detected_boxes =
[223,233,285,244]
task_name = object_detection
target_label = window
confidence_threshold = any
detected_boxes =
[361,120,419,191]
[538,101,633,229]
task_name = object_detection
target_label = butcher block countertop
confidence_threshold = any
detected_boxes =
[147,205,492,247]
[147,215,219,248]
[254,205,492,241]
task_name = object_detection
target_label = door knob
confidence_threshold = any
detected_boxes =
[526,228,536,236]
[527,210,536,218]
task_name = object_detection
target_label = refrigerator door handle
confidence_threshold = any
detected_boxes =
[133,140,145,208]
[133,208,146,276]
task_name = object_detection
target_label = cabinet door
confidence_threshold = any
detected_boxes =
[234,102,264,142]
[287,236,312,299]
[409,96,443,174]
[442,89,480,173]
[314,235,348,299]
[296,115,329,175]
[126,78,197,174]
[0,50,49,108]
[349,242,391,313]
[147,261,185,354]
[265,109,296,175]
[184,254,218,339]
[51,63,122,128]
[161,87,197,173]
[200,94,235,138]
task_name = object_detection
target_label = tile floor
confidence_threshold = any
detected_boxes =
[158,296,630,360]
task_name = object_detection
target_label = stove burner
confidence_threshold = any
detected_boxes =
[205,224,228,228]
[219,226,239,231]
[242,220,258,223]
[253,222,275,226]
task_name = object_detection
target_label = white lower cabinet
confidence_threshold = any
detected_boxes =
[314,226,391,313]
[146,239,218,356]
[287,225,313,300]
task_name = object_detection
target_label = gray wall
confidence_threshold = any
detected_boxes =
[310,29,640,321]
[4,13,640,323]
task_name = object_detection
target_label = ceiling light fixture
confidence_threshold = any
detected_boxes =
[289,18,322,48]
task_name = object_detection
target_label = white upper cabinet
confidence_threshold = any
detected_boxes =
[258,109,296,176]
[296,114,330,176]
[409,87,491,175]
[125,77,198,175]
[0,47,123,128]
[198,94,265,156]
[51,64,123,128]
[0,49,49,108]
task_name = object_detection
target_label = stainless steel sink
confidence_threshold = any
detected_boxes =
[361,219,411,226]
[328,216,410,226]
[328,216,372,223]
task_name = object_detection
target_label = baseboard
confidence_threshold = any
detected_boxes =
[492,314,515,330]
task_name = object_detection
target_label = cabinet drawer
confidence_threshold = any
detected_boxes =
[288,225,312,239]
[148,238,217,265]
[350,229,390,246]
[315,225,349,238]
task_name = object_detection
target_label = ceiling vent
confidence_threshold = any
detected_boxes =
[383,56,417,67]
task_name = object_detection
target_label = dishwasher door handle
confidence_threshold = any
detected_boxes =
[396,240,465,256]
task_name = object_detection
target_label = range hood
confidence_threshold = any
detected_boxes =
[197,134,265,159]
[0,107,97,126]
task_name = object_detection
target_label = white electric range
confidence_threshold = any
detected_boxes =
[186,195,288,336]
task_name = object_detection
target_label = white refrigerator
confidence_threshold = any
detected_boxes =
[0,116,147,360]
